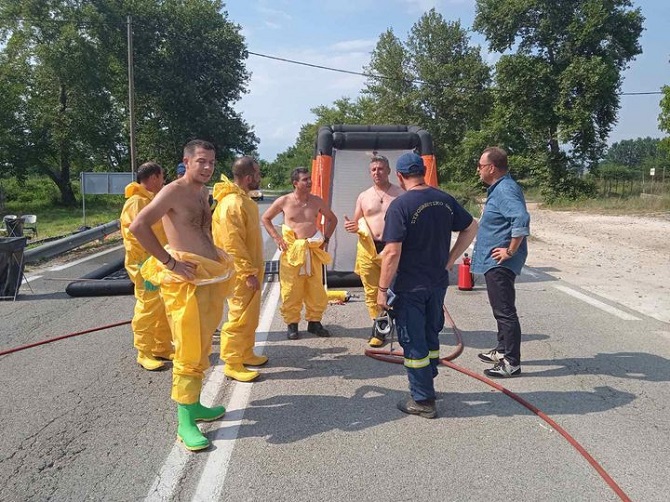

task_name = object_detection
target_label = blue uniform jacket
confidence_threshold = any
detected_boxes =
[471,174,530,276]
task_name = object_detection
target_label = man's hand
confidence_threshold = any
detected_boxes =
[344,215,358,234]
[171,259,196,280]
[376,289,390,311]
[274,236,288,252]
[491,247,511,264]
[246,275,260,291]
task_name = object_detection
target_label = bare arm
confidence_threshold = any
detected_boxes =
[344,194,363,233]
[446,219,479,271]
[129,189,174,264]
[376,241,402,310]
[318,198,338,241]
[129,186,196,279]
[261,196,288,252]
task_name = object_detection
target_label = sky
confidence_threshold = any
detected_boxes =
[225,0,670,162]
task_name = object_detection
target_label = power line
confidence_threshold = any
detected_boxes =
[247,51,428,86]
[248,50,664,96]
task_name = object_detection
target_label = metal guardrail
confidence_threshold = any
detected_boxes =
[24,220,120,264]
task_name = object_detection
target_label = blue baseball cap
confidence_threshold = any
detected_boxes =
[176,162,186,176]
[396,153,425,175]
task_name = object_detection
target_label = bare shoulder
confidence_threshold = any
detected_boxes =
[388,184,404,196]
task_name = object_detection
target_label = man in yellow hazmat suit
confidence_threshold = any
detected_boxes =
[211,156,266,382]
[344,155,404,347]
[261,167,338,340]
[120,161,173,370]
[130,140,234,452]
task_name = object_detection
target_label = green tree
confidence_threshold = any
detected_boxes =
[0,0,256,205]
[474,0,644,199]
[364,10,492,181]
[266,97,378,186]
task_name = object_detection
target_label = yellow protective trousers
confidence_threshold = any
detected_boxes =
[120,182,171,355]
[279,225,331,324]
[142,248,234,404]
[354,218,383,320]
[220,278,261,364]
[211,177,265,365]
[128,264,172,356]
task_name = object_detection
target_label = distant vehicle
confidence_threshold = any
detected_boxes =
[249,189,263,201]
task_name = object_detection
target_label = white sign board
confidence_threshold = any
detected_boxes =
[649,168,656,176]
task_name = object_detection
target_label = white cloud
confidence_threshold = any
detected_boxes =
[330,39,377,52]
[236,46,372,160]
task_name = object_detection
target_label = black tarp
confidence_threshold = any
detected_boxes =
[0,237,27,300]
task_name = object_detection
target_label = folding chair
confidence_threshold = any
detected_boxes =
[22,214,38,238]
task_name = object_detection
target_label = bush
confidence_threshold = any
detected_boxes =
[0,176,61,207]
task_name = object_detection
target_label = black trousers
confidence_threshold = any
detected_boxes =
[484,267,521,366]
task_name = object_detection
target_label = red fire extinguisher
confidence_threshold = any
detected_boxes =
[458,253,474,291]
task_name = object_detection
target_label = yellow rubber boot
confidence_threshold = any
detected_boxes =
[137,352,165,371]
[224,363,259,382]
[244,354,268,366]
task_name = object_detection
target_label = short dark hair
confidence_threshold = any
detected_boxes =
[232,156,258,179]
[482,146,508,170]
[291,167,309,184]
[183,139,216,158]
[370,155,389,168]
[136,161,163,183]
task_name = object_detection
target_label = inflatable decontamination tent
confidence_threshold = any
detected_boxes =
[310,125,438,282]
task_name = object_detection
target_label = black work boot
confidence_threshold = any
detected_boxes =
[307,321,330,337]
[397,397,437,419]
[286,323,299,340]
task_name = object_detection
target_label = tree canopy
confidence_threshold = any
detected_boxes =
[0,0,257,205]
[474,0,644,198]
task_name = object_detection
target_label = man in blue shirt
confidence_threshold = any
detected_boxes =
[471,147,530,378]
[377,153,478,418]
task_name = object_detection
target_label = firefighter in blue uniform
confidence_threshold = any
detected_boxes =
[377,153,478,418]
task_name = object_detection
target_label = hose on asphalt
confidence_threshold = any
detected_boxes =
[364,305,631,502]
[0,320,131,357]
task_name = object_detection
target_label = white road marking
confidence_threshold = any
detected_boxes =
[22,275,42,284]
[145,250,281,502]
[47,244,124,271]
[192,275,281,500]
[553,284,641,321]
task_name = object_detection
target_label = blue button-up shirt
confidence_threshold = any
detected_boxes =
[471,174,530,276]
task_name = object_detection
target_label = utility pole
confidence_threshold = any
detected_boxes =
[127,15,137,176]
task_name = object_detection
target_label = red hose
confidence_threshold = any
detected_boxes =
[0,320,131,357]
[365,305,631,502]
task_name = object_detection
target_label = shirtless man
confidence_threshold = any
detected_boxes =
[344,154,404,346]
[129,139,234,452]
[261,167,338,340]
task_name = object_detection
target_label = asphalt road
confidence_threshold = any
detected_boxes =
[1,200,668,501]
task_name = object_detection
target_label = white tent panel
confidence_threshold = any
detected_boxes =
[327,148,412,273]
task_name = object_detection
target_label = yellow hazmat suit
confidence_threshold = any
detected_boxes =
[142,249,234,404]
[279,225,331,324]
[211,177,264,366]
[120,182,172,360]
[354,218,383,320]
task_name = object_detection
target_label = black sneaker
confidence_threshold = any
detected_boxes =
[397,397,437,419]
[286,323,299,340]
[484,359,521,378]
[478,349,505,364]
[307,321,330,337]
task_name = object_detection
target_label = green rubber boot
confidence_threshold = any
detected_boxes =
[177,404,209,451]
[192,401,226,422]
